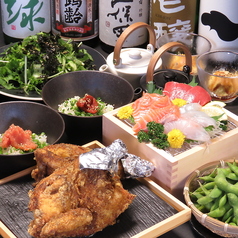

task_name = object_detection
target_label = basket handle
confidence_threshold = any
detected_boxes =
[113,22,156,66]
[146,42,192,83]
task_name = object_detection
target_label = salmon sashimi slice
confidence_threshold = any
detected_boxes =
[0,124,37,151]
[163,82,211,106]
[132,93,173,123]
[132,105,180,134]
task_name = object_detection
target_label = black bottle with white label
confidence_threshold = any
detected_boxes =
[51,0,99,47]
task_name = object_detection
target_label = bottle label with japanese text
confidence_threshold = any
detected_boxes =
[150,0,197,44]
[51,0,98,41]
[99,0,150,47]
[1,0,51,39]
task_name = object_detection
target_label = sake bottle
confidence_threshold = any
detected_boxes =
[51,0,99,47]
[99,0,150,53]
[1,0,51,44]
[150,0,198,47]
[198,0,238,51]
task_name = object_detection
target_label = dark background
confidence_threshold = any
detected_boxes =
[1,14,238,238]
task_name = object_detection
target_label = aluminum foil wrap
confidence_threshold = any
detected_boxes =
[79,139,154,178]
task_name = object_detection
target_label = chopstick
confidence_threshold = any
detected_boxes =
[0,166,36,185]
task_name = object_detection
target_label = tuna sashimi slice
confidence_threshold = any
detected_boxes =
[163,81,211,106]
[183,86,211,106]
[132,105,180,134]
[1,124,37,151]
[163,82,192,100]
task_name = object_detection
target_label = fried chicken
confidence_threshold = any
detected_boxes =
[31,143,125,183]
[31,143,91,182]
[28,166,135,238]
[28,143,135,238]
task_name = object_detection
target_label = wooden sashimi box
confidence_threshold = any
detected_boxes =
[103,106,238,198]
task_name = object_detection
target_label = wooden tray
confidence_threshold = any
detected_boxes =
[103,107,238,198]
[0,141,191,238]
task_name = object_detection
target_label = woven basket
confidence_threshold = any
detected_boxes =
[184,159,238,237]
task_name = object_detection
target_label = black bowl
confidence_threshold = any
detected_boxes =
[0,101,65,179]
[41,70,134,145]
[140,69,191,92]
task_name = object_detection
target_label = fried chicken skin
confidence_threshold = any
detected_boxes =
[31,143,91,182]
[28,166,135,238]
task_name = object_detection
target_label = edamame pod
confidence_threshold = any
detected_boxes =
[215,169,238,196]
[199,175,214,182]
[219,194,227,208]
[207,206,226,218]
[227,193,238,217]
[209,185,223,199]
[226,172,238,181]
[227,162,238,176]
[222,208,233,222]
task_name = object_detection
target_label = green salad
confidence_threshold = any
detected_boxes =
[0,32,95,94]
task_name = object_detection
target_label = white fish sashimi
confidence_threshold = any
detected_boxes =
[180,103,202,113]
[164,117,211,142]
[180,103,217,128]
[181,111,217,128]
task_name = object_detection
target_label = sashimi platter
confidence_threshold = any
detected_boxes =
[116,80,233,153]
[103,79,238,193]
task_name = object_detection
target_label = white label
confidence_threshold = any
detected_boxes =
[1,0,51,38]
[99,0,149,47]
[198,0,238,51]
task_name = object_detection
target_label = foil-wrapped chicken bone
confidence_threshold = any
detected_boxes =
[80,139,155,178]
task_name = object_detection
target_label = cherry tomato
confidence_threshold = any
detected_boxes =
[76,94,99,114]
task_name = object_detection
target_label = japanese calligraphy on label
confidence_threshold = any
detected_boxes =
[51,0,98,41]
[1,0,51,39]
[150,0,197,46]
[99,0,149,47]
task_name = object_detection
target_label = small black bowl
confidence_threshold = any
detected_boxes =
[140,69,191,92]
[0,101,65,178]
[42,70,134,145]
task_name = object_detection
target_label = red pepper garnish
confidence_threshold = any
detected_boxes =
[76,94,99,114]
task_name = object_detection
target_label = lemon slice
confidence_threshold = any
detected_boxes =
[202,106,228,121]
[204,101,226,108]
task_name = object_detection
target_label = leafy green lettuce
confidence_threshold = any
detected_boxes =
[0,32,95,94]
